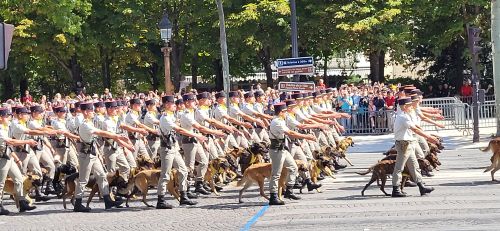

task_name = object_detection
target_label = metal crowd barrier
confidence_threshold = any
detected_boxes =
[342,110,395,135]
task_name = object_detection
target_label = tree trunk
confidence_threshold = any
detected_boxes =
[1,73,14,100]
[323,54,328,79]
[148,63,160,90]
[69,54,83,86]
[257,46,274,88]
[100,46,112,89]
[191,54,199,90]
[19,77,28,100]
[213,59,223,91]
[369,50,385,83]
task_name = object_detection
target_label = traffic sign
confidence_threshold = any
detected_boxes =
[277,66,314,75]
[0,23,14,70]
[276,57,313,68]
[278,82,315,92]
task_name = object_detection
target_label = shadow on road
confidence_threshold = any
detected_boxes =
[438,181,500,187]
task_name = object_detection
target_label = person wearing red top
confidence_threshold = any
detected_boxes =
[317,79,326,90]
[460,80,473,96]
[385,91,396,110]
[21,90,33,103]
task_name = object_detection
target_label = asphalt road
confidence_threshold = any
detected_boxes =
[0,146,498,231]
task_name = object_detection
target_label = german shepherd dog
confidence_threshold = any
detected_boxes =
[237,160,308,203]
[238,142,269,174]
[357,157,433,196]
[61,170,128,209]
[336,137,355,166]
[481,137,500,181]
[4,174,40,208]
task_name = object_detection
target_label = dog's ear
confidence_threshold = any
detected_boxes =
[115,170,120,177]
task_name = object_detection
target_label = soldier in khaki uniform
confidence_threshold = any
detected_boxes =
[241,91,272,143]
[268,103,316,205]
[156,95,202,209]
[180,93,225,195]
[74,103,132,212]
[125,98,157,160]
[213,92,252,150]
[143,99,161,159]
[391,97,437,197]
[0,108,37,215]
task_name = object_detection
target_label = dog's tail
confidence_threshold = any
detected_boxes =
[356,167,373,175]
[480,139,496,152]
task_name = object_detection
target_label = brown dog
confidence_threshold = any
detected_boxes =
[3,174,40,208]
[357,158,433,196]
[336,137,354,166]
[61,170,127,209]
[481,138,500,181]
[237,160,308,203]
[309,155,336,184]
[119,169,180,207]
[204,158,232,196]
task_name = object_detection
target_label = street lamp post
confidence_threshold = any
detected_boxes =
[159,14,174,94]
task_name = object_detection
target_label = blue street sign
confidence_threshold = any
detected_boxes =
[276,57,313,68]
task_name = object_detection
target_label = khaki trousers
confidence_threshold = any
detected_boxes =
[76,151,109,199]
[157,142,188,195]
[392,140,422,186]
[0,157,24,202]
[269,148,297,193]
[182,142,208,181]
[17,150,43,178]
[103,145,131,179]
[147,138,161,159]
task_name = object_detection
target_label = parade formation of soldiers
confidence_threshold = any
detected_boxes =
[0,85,445,215]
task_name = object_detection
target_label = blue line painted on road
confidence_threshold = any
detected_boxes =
[241,204,270,231]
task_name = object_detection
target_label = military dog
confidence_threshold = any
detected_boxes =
[237,160,308,203]
[357,157,433,196]
[119,169,180,208]
[238,142,269,174]
[3,174,40,208]
[204,157,233,196]
[336,137,354,166]
[61,170,128,209]
[481,137,500,181]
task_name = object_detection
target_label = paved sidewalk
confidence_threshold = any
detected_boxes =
[0,137,498,230]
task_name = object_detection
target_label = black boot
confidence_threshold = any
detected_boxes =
[404,180,417,187]
[194,181,211,195]
[305,179,322,192]
[268,192,285,206]
[0,205,10,215]
[34,186,50,202]
[283,186,301,200]
[186,184,198,199]
[391,186,407,197]
[179,191,198,206]
[422,169,435,177]
[156,195,173,209]
[417,182,434,196]
[202,182,211,191]
[19,199,36,212]
[73,198,90,212]
[317,173,325,181]
[44,178,57,195]
[103,194,124,209]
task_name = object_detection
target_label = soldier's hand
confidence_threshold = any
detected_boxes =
[256,120,266,128]
[337,125,346,133]
[243,122,253,129]
[27,139,38,147]
[140,129,149,136]
[196,135,208,143]
[427,135,439,145]
[214,131,226,138]
[437,123,445,129]
[306,134,317,142]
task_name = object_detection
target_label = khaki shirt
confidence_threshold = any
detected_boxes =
[269,117,289,140]
[79,119,97,143]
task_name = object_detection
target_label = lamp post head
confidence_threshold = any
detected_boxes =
[159,13,172,43]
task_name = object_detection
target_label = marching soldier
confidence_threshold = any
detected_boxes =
[10,106,57,202]
[391,97,437,197]
[180,93,225,195]
[144,99,161,159]
[195,92,238,159]
[284,100,322,192]
[228,91,263,149]
[125,98,157,160]
[268,103,316,205]
[241,91,272,143]
[73,102,132,212]
[156,95,202,209]
[0,107,37,214]
[254,90,272,143]
[213,92,252,150]
[28,105,58,195]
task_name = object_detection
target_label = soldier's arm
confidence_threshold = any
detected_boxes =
[119,123,148,136]
[172,126,207,143]
[223,115,253,129]
[410,126,439,144]
[418,112,445,128]
[4,137,38,147]
[205,118,237,133]
[284,130,316,141]
[192,123,225,137]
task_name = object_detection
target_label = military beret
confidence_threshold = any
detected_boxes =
[162,95,175,104]
[129,98,141,105]
[254,90,264,97]
[116,101,123,107]
[29,105,44,113]
[69,107,76,113]
[121,100,128,106]
[74,101,81,108]
[285,100,297,107]
[304,92,313,99]
[397,97,412,106]
[0,108,11,117]
[94,101,105,108]
[175,98,184,105]
[182,93,196,101]
[291,93,303,100]
[16,107,30,114]
[80,103,94,111]
[215,91,226,98]
[244,91,254,98]
[326,88,334,93]
[410,95,419,101]
[320,89,326,95]
[410,89,423,96]
[145,99,155,106]
[228,91,239,98]
[197,92,210,100]
[53,107,67,113]
[273,103,287,115]
[105,101,118,108]
[312,91,321,98]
